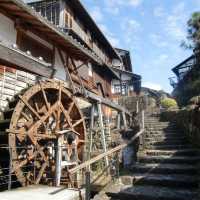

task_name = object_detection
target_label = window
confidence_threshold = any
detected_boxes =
[28,1,60,26]
[17,32,53,64]
[113,84,121,94]
[113,83,128,95]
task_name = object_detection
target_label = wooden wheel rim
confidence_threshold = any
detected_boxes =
[8,80,86,186]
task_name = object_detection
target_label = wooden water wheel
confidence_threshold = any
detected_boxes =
[0,80,86,187]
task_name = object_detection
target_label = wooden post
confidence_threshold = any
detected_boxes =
[8,147,12,190]
[117,113,121,130]
[97,102,109,168]
[122,112,127,130]
[142,110,145,130]
[136,100,139,114]
[56,135,62,186]
[88,104,95,170]
[85,171,90,200]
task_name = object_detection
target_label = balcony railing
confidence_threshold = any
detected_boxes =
[71,20,110,65]
[169,77,177,88]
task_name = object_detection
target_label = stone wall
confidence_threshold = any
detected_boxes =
[160,107,200,148]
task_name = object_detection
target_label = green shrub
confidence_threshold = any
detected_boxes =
[161,98,177,109]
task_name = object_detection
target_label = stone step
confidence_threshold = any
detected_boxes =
[121,174,198,188]
[145,133,185,138]
[146,144,192,150]
[146,149,200,157]
[145,121,175,124]
[131,163,198,175]
[145,127,177,131]
[145,137,187,143]
[146,140,188,146]
[146,128,178,132]
[145,120,164,123]
[107,185,198,200]
[139,156,200,164]
[145,132,180,137]
[145,124,176,128]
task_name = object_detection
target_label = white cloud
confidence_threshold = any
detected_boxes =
[121,19,141,44]
[98,24,120,47]
[143,82,162,91]
[160,2,187,42]
[121,19,141,34]
[153,6,165,17]
[90,6,103,22]
[129,0,143,7]
[159,54,169,61]
[152,54,169,67]
[104,0,143,15]
[149,34,168,47]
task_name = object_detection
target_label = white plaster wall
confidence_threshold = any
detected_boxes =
[0,13,16,45]
[54,48,67,81]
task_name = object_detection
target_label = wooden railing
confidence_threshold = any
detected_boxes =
[69,128,144,175]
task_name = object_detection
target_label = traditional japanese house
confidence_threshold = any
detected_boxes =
[0,0,122,113]
[0,0,132,189]
[27,0,121,98]
[170,49,200,106]
[111,48,141,100]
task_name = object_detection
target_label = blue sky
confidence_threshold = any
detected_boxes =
[81,0,200,93]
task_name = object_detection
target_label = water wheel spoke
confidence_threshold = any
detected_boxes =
[14,152,36,172]
[63,123,69,128]
[35,161,48,184]
[56,84,62,130]
[19,95,41,120]
[40,82,57,120]
[27,101,59,144]
[35,103,47,115]
[72,118,84,128]
[68,101,75,115]
[60,103,73,129]
[78,139,85,144]
[40,81,50,110]
[21,111,31,122]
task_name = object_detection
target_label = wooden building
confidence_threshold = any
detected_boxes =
[170,50,200,106]
[111,48,141,99]
[28,0,121,99]
[0,0,125,114]
[0,0,133,189]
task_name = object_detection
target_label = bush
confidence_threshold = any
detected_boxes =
[161,98,177,109]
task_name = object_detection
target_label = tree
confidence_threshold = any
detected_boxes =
[181,12,200,49]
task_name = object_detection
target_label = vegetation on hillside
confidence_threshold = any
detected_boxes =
[182,12,200,49]
[160,98,177,110]
[175,12,200,107]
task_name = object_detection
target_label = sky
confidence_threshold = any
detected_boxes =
[80,0,200,93]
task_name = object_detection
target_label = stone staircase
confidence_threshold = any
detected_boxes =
[106,113,200,200]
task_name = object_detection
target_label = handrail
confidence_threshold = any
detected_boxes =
[69,129,144,175]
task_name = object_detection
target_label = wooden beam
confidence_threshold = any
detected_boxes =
[69,129,144,175]
[85,90,131,116]
[0,0,103,65]
[0,42,54,77]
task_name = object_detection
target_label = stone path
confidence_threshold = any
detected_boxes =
[95,113,200,200]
